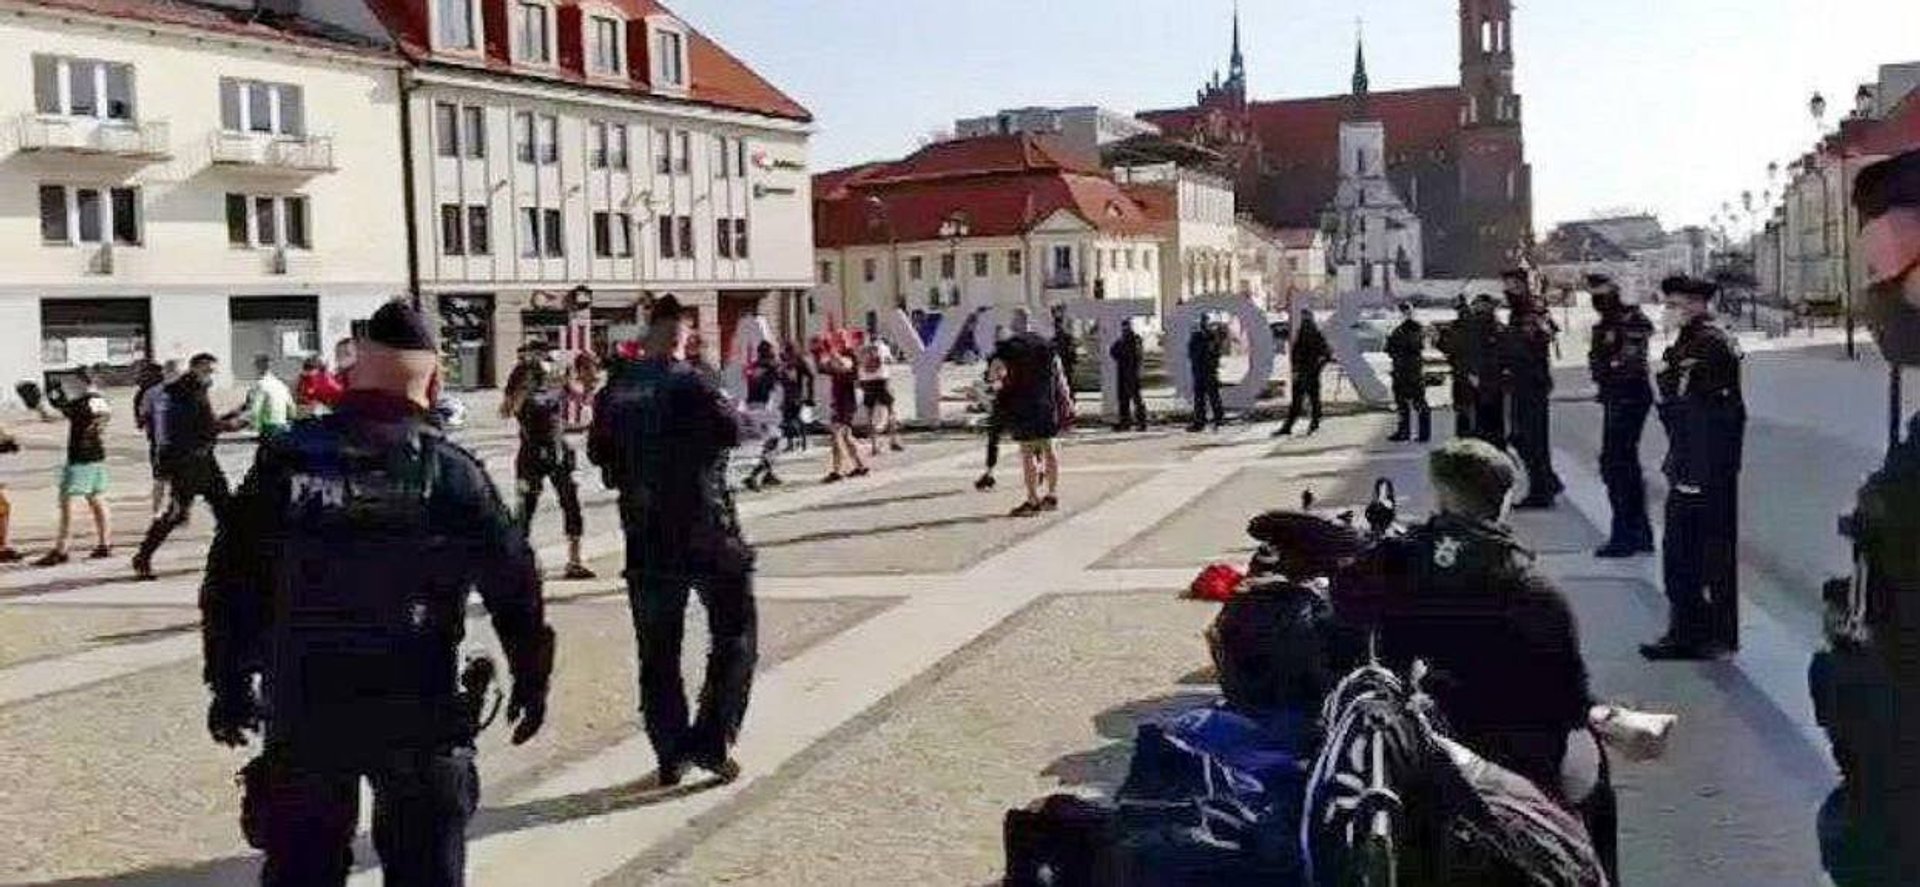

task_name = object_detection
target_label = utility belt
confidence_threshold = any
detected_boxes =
[238,656,500,848]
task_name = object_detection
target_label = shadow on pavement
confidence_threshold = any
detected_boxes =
[796,488,968,515]
[0,566,201,601]
[1040,692,1215,792]
[754,514,1006,549]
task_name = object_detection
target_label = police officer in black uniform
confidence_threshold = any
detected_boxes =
[1642,275,1747,661]
[589,295,755,785]
[1587,274,1657,557]
[201,302,553,886]
[1276,310,1332,436]
[1385,302,1431,443]
[1187,317,1226,432]
[134,352,230,580]
[1810,148,1920,886]
[1333,438,1615,876]
[1502,270,1564,508]
[1466,294,1510,447]
[1110,318,1148,432]
[504,351,594,580]
[1437,294,1477,439]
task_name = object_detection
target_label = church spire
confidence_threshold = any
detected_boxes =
[1352,18,1370,98]
[1227,0,1246,93]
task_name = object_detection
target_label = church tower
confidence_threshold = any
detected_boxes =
[1454,0,1532,274]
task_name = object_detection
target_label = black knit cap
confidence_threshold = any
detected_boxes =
[1660,275,1718,300]
[1855,148,1920,221]
[363,300,436,351]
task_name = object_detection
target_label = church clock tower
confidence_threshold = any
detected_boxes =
[1454,0,1533,275]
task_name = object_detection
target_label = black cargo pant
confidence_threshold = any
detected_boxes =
[1280,370,1322,432]
[1190,373,1225,429]
[1662,482,1740,648]
[1599,394,1655,549]
[1451,373,1476,438]
[1471,386,1508,448]
[627,564,759,768]
[1116,371,1147,430]
[136,452,231,564]
[516,444,583,539]
[1509,385,1563,501]
[257,747,478,887]
[1391,373,1431,440]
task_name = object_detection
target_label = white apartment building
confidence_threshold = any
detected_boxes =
[0,0,407,395]
[384,0,814,387]
[1113,162,1238,317]
[952,106,1158,161]
[813,134,1161,338]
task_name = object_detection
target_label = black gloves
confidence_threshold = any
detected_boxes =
[208,688,259,747]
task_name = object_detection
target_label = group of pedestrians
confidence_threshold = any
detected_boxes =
[1435,272,1566,508]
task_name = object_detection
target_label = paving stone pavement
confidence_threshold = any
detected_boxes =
[0,384,1848,886]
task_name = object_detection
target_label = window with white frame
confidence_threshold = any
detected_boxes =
[519,209,540,258]
[655,128,672,174]
[33,55,135,120]
[658,214,676,258]
[40,184,140,245]
[940,254,956,280]
[712,135,728,179]
[462,107,486,159]
[537,114,558,164]
[677,215,694,258]
[434,103,460,157]
[972,252,988,278]
[862,258,876,283]
[674,131,690,173]
[733,218,747,258]
[1052,245,1073,273]
[609,124,628,169]
[716,218,732,258]
[514,111,535,163]
[220,79,304,136]
[653,26,685,87]
[590,121,609,169]
[589,16,624,75]
[593,212,612,257]
[591,212,634,258]
[435,0,477,49]
[514,1,553,65]
[440,203,490,256]
[908,256,923,280]
[614,213,633,257]
[224,193,308,249]
[1007,249,1022,275]
[542,208,563,257]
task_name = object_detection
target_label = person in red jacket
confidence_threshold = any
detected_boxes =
[295,356,344,418]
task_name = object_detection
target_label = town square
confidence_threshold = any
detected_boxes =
[2,0,1920,884]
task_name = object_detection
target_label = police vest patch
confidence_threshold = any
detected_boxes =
[1434,536,1462,569]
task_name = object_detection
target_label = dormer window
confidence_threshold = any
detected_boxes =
[653,25,686,88]
[514,1,554,66]
[433,0,478,51]
[589,15,625,76]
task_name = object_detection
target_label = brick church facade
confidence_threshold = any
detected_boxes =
[1139,0,1533,279]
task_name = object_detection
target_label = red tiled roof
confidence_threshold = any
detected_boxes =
[1141,85,1464,226]
[11,0,399,59]
[813,134,1156,248]
[1120,183,1177,225]
[361,0,810,122]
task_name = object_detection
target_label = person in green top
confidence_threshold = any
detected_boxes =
[223,354,294,438]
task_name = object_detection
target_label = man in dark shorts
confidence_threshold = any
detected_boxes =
[992,309,1069,517]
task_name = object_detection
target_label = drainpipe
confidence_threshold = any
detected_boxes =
[397,68,423,311]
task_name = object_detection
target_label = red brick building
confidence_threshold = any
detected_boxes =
[1139,0,1533,279]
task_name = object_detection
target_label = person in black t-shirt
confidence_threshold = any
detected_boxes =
[134,353,231,581]
[503,349,594,580]
[34,366,114,565]
[991,309,1068,516]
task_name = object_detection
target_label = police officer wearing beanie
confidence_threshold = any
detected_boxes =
[1334,438,1614,874]
[1501,269,1565,508]
[1465,293,1510,446]
[1642,274,1746,661]
[200,301,553,886]
[589,294,756,785]
[1385,302,1432,443]
[1587,273,1657,557]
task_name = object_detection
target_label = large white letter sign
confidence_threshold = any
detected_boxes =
[1327,293,1390,405]
[1065,299,1156,418]
[1163,296,1277,411]
[887,307,974,422]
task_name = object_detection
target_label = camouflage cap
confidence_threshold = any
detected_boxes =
[1429,438,1517,511]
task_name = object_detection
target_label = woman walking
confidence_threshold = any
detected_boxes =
[818,337,869,483]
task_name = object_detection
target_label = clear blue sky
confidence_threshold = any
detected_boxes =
[671,0,1920,233]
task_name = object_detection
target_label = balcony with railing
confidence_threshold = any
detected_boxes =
[1042,270,1084,290]
[18,114,171,161]
[210,132,336,174]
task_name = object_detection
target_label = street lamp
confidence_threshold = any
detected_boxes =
[938,211,971,310]
[1811,91,1857,358]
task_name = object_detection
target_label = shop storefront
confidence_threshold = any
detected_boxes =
[438,294,496,390]
[39,297,151,387]
[229,295,319,381]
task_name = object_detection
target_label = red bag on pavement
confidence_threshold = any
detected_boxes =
[1187,564,1246,602]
